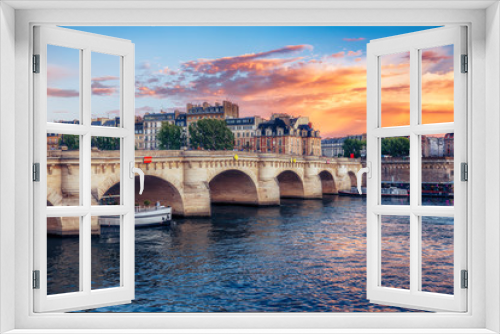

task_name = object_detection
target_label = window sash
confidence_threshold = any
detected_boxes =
[33,25,136,313]
[366,26,467,312]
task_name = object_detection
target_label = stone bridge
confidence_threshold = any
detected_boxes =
[47,150,363,219]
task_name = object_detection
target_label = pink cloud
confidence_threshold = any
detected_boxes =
[331,51,345,58]
[47,65,77,84]
[343,37,366,42]
[92,76,119,82]
[182,44,313,74]
[135,44,370,137]
[91,77,119,96]
[347,50,362,57]
[47,88,79,98]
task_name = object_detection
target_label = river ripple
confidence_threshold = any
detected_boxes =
[47,195,454,312]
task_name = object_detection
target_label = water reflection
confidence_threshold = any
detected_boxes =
[47,196,454,312]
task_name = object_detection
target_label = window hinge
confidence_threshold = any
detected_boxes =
[461,270,468,289]
[33,163,40,182]
[33,54,40,73]
[461,54,468,73]
[461,162,468,181]
[33,270,40,289]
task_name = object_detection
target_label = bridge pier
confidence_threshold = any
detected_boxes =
[257,180,281,206]
[47,216,100,237]
[303,175,323,199]
[182,161,211,217]
[302,160,323,199]
[182,181,211,217]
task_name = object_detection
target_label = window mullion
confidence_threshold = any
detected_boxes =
[82,47,92,294]
[409,47,420,294]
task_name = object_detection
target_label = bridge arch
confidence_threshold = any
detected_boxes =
[276,170,305,198]
[319,170,338,194]
[209,169,259,205]
[101,175,185,216]
[348,171,357,188]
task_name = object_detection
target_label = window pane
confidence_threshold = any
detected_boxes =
[421,45,454,124]
[47,216,80,294]
[91,52,121,127]
[381,136,410,205]
[47,45,81,124]
[380,52,410,127]
[91,136,121,205]
[421,133,454,206]
[421,216,454,295]
[381,215,410,290]
[92,216,121,289]
[47,133,80,206]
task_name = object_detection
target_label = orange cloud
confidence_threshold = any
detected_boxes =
[347,50,362,57]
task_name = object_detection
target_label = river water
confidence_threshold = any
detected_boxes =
[47,195,454,312]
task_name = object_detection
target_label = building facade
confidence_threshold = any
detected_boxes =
[255,114,321,156]
[186,101,239,126]
[47,133,61,151]
[422,134,454,157]
[135,121,145,150]
[226,116,264,151]
[142,113,177,150]
[321,137,345,157]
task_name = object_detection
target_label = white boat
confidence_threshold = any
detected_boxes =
[99,206,172,228]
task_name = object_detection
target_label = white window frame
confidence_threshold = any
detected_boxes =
[0,2,498,333]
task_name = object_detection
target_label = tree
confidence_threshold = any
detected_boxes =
[59,134,79,150]
[91,137,120,150]
[189,119,234,151]
[157,123,182,150]
[343,139,366,158]
[381,137,410,157]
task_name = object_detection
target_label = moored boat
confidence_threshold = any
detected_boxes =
[99,205,172,228]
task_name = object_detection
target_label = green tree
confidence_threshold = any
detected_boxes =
[343,139,366,158]
[91,137,120,150]
[381,137,410,157]
[189,119,234,151]
[157,123,182,150]
[59,134,79,150]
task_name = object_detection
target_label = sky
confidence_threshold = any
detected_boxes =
[47,26,453,138]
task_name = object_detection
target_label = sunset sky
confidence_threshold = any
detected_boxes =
[47,26,453,138]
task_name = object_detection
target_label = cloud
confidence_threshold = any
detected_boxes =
[347,50,362,57]
[91,77,119,96]
[92,76,119,82]
[47,65,78,84]
[47,88,79,98]
[331,51,345,58]
[134,44,371,137]
[343,37,365,42]
[182,44,313,74]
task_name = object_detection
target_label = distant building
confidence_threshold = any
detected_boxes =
[422,134,453,157]
[143,112,176,150]
[321,137,345,157]
[91,117,120,127]
[186,101,239,126]
[135,121,145,150]
[322,134,366,158]
[226,116,264,151]
[255,114,321,156]
[47,133,61,151]
[444,133,454,157]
